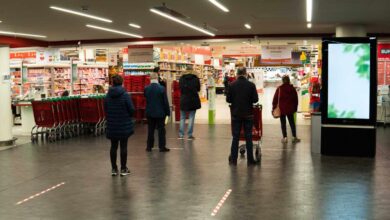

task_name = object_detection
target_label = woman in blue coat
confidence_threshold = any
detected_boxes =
[104,75,135,176]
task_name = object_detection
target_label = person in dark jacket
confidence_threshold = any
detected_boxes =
[178,65,201,140]
[104,74,135,176]
[227,67,259,166]
[153,67,167,88]
[272,75,300,144]
[144,72,170,152]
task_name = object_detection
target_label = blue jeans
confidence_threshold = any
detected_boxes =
[231,117,254,161]
[179,110,196,137]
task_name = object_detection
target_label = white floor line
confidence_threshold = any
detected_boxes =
[15,182,66,205]
[211,189,232,217]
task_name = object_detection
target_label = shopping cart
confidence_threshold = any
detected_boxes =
[230,104,263,161]
[79,95,106,136]
[31,100,57,142]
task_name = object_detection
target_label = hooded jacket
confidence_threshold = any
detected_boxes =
[104,85,135,139]
[179,72,201,111]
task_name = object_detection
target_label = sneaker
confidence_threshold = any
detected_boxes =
[187,136,195,140]
[292,137,301,143]
[178,136,184,140]
[228,155,237,166]
[120,167,130,176]
[281,137,288,143]
[159,147,170,152]
[111,168,118,176]
[247,159,260,166]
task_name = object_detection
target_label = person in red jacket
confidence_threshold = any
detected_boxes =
[272,75,301,144]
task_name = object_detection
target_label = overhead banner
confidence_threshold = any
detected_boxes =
[128,45,154,63]
[261,45,292,63]
[219,45,261,57]
[378,43,390,61]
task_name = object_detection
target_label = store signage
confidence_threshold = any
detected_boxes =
[182,46,212,56]
[378,44,390,60]
[96,49,108,62]
[128,45,153,63]
[220,45,261,56]
[261,46,292,63]
[10,51,36,59]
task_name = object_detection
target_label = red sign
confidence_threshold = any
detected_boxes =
[378,44,390,61]
[386,62,390,84]
[128,45,153,49]
[378,61,385,85]
[10,51,36,59]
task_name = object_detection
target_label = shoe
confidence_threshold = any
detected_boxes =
[111,168,118,176]
[247,159,260,166]
[187,136,195,140]
[159,148,170,152]
[120,167,130,176]
[281,137,288,143]
[178,136,184,140]
[292,137,301,143]
[228,156,237,166]
[146,148,152,152]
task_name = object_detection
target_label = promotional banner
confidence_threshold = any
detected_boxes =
[378,43,390,61]
[261,45,292,63]
[128,45,154,63]
[219,45,261,57]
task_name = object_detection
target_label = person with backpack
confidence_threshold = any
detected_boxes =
[104,74,135,176]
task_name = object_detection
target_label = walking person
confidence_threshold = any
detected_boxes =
[272,75,301,144]
[178,65,201,140]
[227,67,259,166]
[144,72,171,152]
[104,74,135,176]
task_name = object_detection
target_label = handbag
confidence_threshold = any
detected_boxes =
[272,88,281,118]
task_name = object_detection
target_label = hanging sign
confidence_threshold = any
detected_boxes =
[261,46,292,63]
[128,45,154,63]
[378,44,390,61]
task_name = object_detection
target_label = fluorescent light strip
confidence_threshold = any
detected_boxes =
[86,24,143,38]
[50,6,112,23]
[306,0,312,22]
[150,8,215,36]
[244,24,251,29]
[0,30,46,38]
[129,23,141,28]
[208,0,229,12]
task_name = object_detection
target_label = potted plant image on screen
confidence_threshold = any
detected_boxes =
[328,43,370,119]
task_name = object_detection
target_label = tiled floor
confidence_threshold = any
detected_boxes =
[0,124,389,220]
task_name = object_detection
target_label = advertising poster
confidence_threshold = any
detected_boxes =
[328,43,370,119]
[261,46,292,63]
[22,66,28,83]
[71,63,78,82]
[96,49,108,62]
[60,50,79,61]
[128,45,153,63]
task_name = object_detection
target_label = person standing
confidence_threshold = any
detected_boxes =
[104,75,135,176]
[144,72,170,152]
[227,67,259,166]
[272,75,300,144]
[179,65,201,140]
[153,67,166,88]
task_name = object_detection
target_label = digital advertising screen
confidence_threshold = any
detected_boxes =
[322,38,377,125]
[328,43,370,119]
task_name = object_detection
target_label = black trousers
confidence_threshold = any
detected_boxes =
[231,117,254,162]
[147,117,166,149]
[280,114,296,138]
[110,138,128,170]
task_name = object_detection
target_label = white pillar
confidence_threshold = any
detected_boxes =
[336,25,367,37]
[0,46,14,144]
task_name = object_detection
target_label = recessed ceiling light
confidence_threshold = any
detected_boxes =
[307,23,312,28]
[50,6,112,23]
[129,23,141,28]
[208,0,229,12]
[86,24,142,38]
[0,30,47,38]
[306,0,312,22]
[0,21,2,23]
[242,41,247,44]
[150,8,215,36]
[244,24,251,29]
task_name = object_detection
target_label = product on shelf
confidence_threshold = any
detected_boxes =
[10,67,22,97]
[74,67,108,95]
[53,67,71,97]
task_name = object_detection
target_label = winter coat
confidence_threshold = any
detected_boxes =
[104,85,135,139]
[144,83,170,118]
[272,83,298,116]
[227,76,259,118]
[179,72,201,111]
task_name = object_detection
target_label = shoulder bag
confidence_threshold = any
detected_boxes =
[272,87,281,118]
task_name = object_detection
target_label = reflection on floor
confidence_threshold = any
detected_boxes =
[0,124,389,219]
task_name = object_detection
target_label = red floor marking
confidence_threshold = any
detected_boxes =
[211,189,232,216]
[15,182,66,205]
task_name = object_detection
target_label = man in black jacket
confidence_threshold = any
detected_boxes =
[179,65,201,140]
[144,72,170,152]
[227,67,259,165]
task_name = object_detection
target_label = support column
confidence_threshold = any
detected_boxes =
[336,25,367,37]
[0,46,14,146]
